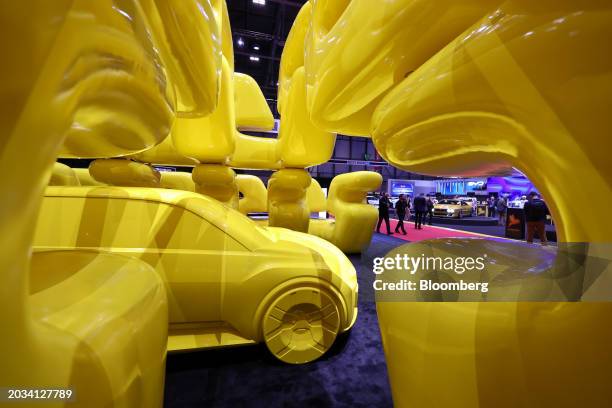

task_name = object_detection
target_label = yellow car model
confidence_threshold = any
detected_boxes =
[34,186,358,364]
[433,199,473,218]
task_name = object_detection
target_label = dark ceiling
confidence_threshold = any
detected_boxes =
[227,0,308,118]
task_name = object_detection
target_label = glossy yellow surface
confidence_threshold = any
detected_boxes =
[363,1,612,406]
[132,135,199,166]
[73,168,106,186]
[230,73,281,169]
[278,67,336,168]
[89,158,161,187]
[55,0,174,159]
[192,163,238,208]
[305,0,499,136]
[236,174,268,214]
[306,178,327,213]
[278,1,311,116]
[1,1,169,406]
[50,163,80,186]
[172,57,236,164]
[234,73,275,130]
[309,171,382,253]
[35,186,358,364]
[371,0,612,243]
[268,169,312,232]
[139,0,221,117]
[160,171,196,192]
[377,239,612,408]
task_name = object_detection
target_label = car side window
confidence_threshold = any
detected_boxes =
[35,196,244,252]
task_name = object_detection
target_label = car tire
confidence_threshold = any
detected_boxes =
[262,286,340,364]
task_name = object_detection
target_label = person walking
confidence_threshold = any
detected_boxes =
[488,196,496,218]
[394,194,408,234]
[496,196,507,225]
[524,191,549,245]
[413,193,427,230]
[425,196,434,225]
[376,192,393,235]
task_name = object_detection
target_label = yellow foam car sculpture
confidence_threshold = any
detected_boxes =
[298,0,612,406]
[1,1,181,406]
[35,187,358,364]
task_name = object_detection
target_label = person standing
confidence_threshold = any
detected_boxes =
[426,196,434,225]
[488,196,496,218]
[376,192,393,235]
[413,193,427,230]
[394,194,408,234]
[496,196,507,225]
[524,191,548,245]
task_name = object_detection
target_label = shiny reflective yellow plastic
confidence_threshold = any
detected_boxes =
[234,73,275,130]
[160,171,196,192]
[268,169,312,232]
[236,174,268,214]
[192,163,238,208]
[278,1,311,116]
[35,186,358,364]
[306,178,327,213]
[55,0,174,159]
[132,134,199,166]
[171,57,236,164]
[309,171,382,253]
[367,1,612,406]
[50,162,80,186]
[371,0,612,243]
[377,239,612,407]
[138,0,221,116]
[73,168,106,186]
[89,158,161,187]
[1,1,169,405]
[230,73,280,169]
[278,67,336,168]
[305,0,500,136]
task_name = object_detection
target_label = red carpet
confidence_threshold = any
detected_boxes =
[376,218,487,242]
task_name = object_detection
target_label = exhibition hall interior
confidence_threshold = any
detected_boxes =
[1,0,611,407]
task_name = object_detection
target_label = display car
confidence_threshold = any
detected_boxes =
[433,199,473,218]
[366,194,379,208]
[34,186,358,364]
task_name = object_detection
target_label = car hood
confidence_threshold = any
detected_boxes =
[435,204,461,210]
[261,227,357,289]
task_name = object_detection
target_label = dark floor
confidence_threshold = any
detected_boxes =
[427,218,556,241]
[164,234,405,408]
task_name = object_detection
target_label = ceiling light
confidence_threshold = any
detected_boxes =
[253,0,266,5]
[237,38,244,47]
[249,56,260,62]
[253,45,260,50]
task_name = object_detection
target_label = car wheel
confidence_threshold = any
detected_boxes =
[262,287,340,364]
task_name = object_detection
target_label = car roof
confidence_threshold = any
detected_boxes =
[44,186,271,250]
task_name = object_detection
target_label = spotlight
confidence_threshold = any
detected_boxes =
[253,0,266,5]
[249,56,260,62]
[237,38,244,47]
[253,45,260,50]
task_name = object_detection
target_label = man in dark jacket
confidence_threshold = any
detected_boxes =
[524,191,548,245]
[413,193,428,230]
[425,197,434,225]
[376,192,393,235]
[394,194,409,234]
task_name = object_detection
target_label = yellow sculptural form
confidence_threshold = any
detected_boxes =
[0,0,185,406]
[301,0,612,406]
[27,0,359,370]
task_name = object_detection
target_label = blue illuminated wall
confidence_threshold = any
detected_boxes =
[487,176,538,196]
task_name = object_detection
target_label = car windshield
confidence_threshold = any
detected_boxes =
[439,200,460,205]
